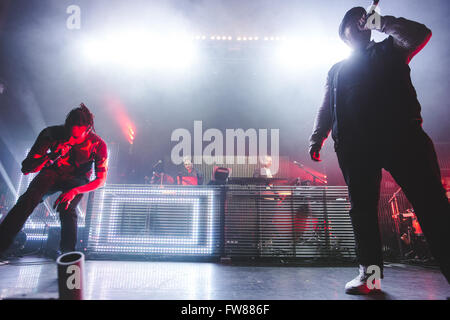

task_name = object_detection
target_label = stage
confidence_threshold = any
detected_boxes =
[2,184,447,301]
[0,256,448,300]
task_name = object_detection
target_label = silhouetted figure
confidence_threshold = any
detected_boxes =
[309,7,449,294]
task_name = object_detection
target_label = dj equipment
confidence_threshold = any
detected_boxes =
[227,177,291,186]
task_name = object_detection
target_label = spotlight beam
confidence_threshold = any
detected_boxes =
[0,161,17,200]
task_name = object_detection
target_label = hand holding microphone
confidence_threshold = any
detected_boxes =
[55,142,73,157]
[358,0,382,31]
[46,142,73,166]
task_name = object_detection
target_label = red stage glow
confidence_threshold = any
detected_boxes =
[104,96,136,145]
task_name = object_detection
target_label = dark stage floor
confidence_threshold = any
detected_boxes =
[0,256,448,300]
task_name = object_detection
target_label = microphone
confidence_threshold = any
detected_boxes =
[360,0,380,31]
[293,160,304,168]
[45,143,74,167]
[152,160,162,168]
[45,151,63,167]
[368,0,380,15]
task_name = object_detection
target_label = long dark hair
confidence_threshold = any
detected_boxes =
[65,103,95,132]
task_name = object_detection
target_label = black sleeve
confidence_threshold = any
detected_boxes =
[380,15,432,63]
[21,128,53,174]
[309,70,333,152]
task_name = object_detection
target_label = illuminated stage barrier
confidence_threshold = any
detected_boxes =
[223,185,356,260]
[83,184,356,261]
[84,185,222,257]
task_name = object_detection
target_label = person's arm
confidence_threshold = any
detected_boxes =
[75,140,108,193]
[54,172,107,210]
[21,128,53,174]
[54,140,108,210]
[368,14,432,63]
[309,73,332,162]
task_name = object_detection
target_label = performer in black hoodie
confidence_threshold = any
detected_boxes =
[309,7,449,294]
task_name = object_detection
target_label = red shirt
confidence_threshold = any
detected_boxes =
[22,125,108,179]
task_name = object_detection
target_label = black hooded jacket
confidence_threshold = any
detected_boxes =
[309,16,432,152]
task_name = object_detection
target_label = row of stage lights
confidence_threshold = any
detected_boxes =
[193,35,289,41]
[81,32,351,70]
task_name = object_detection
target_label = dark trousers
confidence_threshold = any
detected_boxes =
[0,169,87,254]
[336,126,450,282]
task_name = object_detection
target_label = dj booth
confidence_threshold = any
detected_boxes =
[81,183,356,262]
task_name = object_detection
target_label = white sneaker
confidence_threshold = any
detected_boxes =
[345,265,382,295]
[0,254,9,265]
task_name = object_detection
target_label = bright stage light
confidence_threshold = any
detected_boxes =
[81,30,350,72]
[81,31,198,70]
[275,37,351,70]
